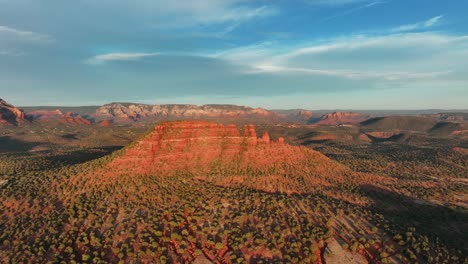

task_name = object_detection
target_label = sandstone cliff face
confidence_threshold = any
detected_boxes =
[27,109,91,125]
[94,103,280,123]
[0,98,25,125]
[313,112,369,126]
[27,109,64,121]
[105,121,353,194]
[60,112,91,125]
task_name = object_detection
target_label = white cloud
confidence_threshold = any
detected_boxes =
[0,25,51,42]
[391,15,444,32]
[86,52,159,65]
[281,32,468,58]
[216,32,468,85]
[82,0,277,28]
[211,41,278,62]
[252,64,451,81]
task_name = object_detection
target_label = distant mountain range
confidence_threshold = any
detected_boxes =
[1,98,466,132]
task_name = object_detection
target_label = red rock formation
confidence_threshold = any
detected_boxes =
[104,121,354,195]
[94,103,281,123]
[299,110,313,120]
[27,109,91,125]
[243,124,257,145]
[27,109,64,121]
[313,112,370,126]
[258,131,270,144]
[291,110,313,121]
[0,98,25,125]
[98,120,113,127]
[277,137,285,144]
[60,112,91,125]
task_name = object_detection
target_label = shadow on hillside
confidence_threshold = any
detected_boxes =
[360,184,468,255]
[303,139,333,144]
[52,146,123,166]
[0,136,43,152]
[297,131,320,140]
[365,133,405,143]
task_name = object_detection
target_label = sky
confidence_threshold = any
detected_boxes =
[0,0,467,109]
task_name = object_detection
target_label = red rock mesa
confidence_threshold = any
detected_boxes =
[105,121,355,195]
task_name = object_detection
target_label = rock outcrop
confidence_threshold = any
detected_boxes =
[0,98,25,125]
[98,120,113,127]
[27,109,91,125]
[104,121,354,194]
[60,112,91,125]
[312,112,370,126]
[287,110,313,122]
[93,103,281,123]
[26,109,64,121]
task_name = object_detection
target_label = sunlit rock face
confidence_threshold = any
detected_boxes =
[105,120,355,195]
[313,112,370,125]
[0,98,25,125]
[108,121,278,175]
[106,121,318,176]
[26,110,91,125]
[93,103,281,123]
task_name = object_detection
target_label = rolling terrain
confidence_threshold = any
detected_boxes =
[0,99,467,263]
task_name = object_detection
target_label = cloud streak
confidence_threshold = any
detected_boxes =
[217,32,468,85]
[80,0,277,29]
[391,15,444,32]
[252,64,451,81]
[86,52,160,65]
[0,25,51,42]
[320,1,387,22]
[307,0,370,6]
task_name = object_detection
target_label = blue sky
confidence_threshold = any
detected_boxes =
[0,0,467,109]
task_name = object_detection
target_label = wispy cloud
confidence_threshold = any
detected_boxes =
[217,32,468,84]
[86,52,160,65]
[252,64,451,81]
[320,1,387,22]
[279,32,468,59]
[83,0,277,30]
[307,0,370,6]
[391,15,444,32]
[0,50,26,56]
[0,25,51,42]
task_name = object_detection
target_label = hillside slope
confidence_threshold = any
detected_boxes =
[0,120,465,263]
[360,116,437,131]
